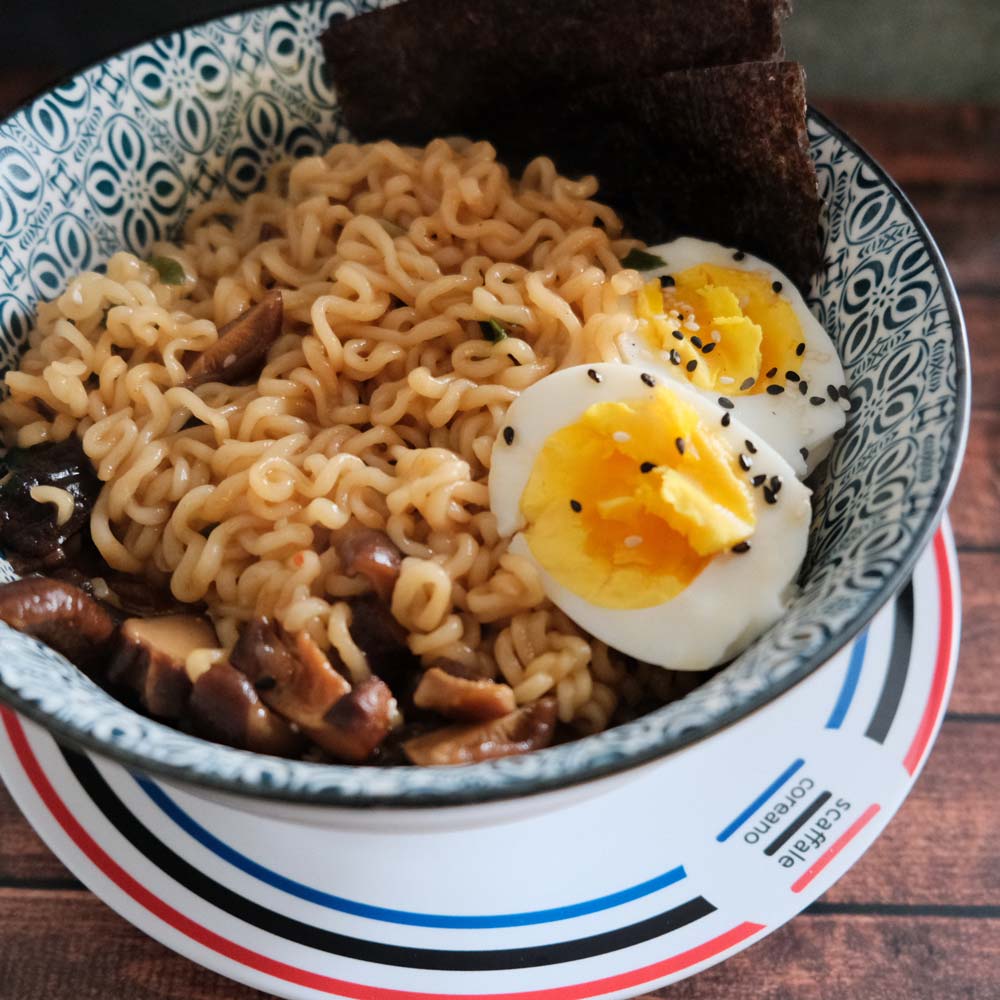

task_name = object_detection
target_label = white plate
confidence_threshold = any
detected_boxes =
[0,520,960,1000]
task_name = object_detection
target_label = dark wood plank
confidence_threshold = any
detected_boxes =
[642,914,1000,999]
[824,722,1000,906]
[950,409,1000,550]
[962,293,999,410]
[0,781,74,885]
[0,889,272,999]
[953,552,1000,714]
[818,100,1000,188]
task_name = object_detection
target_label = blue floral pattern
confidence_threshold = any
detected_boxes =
[0,3,969,806]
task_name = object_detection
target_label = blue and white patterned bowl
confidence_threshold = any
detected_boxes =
[0,1,970,807]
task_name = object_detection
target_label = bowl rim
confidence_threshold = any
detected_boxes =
[0,9,971,808]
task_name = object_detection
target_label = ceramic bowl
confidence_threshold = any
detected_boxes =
[0,0,969,808]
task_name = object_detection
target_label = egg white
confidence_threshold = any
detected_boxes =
[617,236,847,477]
[489,363,811,670]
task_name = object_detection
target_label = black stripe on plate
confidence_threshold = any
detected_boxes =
[61,749,715,971]
[763,791,832,857]
[865,582,915,744]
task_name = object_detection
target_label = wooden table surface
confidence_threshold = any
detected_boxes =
[0,92,997,999]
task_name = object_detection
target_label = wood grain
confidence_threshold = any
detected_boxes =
[643,913,1000,1000]
[953,552,1000,714]
[962,293,999,410]
[950,409,1000,550]
[818,100,1000,188]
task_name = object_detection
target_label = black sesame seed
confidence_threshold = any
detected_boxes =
[738,453,752,471]
[838,384,850,400]
[702,342,716,354]
[786,370,800,382]
[766,366,778,379]
[254,675,277,692]
[570,499,582,512]
[796,342,806,357]
[721,412,731,427]
[745,439,757,454]
[677,314,685,322]
[502,426,515,445]
[690,335,703,349]
[799,380,809,396]
[733,251,746,261]
[507,353,521,366]
[686,359,698,372]
[672,329,684,340]
[660,274,675,287]
[751,473,767,487]
[674,438,686,456]
[766,384,785,395]
[770,475,783,495]
[740,377,756,391]
[800,447,810,461]
[827,384,840,403]
[772,280,783,293]
[670,349,682,365]
[732,540,751,553]
[763,485,778,505]
[809,396,826,406]
[587,368,602,383]
[718,396,735,409]
[641,372,656,387]
[641,460,657,472]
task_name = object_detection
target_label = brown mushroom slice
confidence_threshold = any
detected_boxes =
[230,617,350,731]
[413,666,516,722]
[403,697,558,766]
[333,524,402,601]
[108,615,217,719]
[185,290,283,388]
[0,577,116,673]
[347,595,417,692]
[188,660,305,757]
[318,676,395,762]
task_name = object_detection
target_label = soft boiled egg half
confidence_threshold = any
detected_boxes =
[489,363,811,670]
[617,237,848,478]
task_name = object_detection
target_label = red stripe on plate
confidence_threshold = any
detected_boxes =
[790,803,881,894]
[1,708,762,999]
[902,530,955,775]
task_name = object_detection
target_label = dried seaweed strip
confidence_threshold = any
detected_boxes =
[491,62,822,289]
[322,0,790,143]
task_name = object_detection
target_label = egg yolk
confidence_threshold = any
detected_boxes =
[519,387,756,610]
[635,264,803,395]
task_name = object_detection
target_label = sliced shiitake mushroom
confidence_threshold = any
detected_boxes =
[347,595,417,693]
[333,524,402,601]
[185,290,283,388]
[319,676,395,763]
[402,697,558,766]
[188,660,305,757]
[0,438,102,568]
[0,577,116,672]
[413,666,516,722]
[108,614,217,719]
[231,617,350,725]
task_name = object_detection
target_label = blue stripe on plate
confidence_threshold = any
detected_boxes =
[716,758,805,843]
[825,629,869,730]
[135,776,687,928]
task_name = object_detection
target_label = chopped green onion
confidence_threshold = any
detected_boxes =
[148,255,186,285]
[480,318,509,343]
[620,248,666,271]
